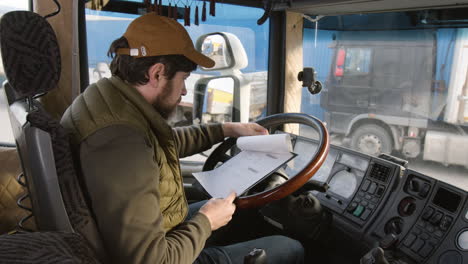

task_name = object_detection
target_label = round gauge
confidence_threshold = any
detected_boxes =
[328,169,357,199]
[458,229,468,251]
[385,217,404,235]
[398,197,417,217]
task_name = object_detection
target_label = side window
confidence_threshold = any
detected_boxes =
[85,4,269,128]
[343,48,371,75]
[85,10,135,85]
[0,0,30,144]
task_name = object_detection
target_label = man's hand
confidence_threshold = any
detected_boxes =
[199,191,237,231]
[222,122,268,138]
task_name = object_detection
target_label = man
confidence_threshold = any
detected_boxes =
[61,13,304,264]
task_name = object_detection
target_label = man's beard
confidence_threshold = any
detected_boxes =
[152,80,180,119]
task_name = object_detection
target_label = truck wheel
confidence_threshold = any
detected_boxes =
[350,124,392,156]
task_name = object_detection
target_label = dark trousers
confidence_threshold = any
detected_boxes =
[189,201,304,264]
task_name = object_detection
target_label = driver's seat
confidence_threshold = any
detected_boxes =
[0,10,106,262]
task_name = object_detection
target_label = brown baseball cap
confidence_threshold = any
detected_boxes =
[116,13,215,68]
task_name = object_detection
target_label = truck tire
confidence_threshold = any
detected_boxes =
[350,124,392,156]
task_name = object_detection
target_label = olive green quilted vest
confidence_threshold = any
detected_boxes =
[61,76,187,231]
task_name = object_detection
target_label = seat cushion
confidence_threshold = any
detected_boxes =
[0,147,36,234]
[0,231,101,263]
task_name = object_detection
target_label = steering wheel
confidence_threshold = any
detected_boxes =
[202,113,329,209]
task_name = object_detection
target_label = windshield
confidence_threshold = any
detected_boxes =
[299,9,468,190]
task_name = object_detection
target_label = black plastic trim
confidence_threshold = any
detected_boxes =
[79,0,89,92]
[266,11,286,116]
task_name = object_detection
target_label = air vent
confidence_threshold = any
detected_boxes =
[369,163,390,183]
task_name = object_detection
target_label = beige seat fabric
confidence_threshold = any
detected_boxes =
[0,147,35,234]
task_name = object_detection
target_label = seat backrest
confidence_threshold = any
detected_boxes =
[0,10,71,232]
[0,11,107,261]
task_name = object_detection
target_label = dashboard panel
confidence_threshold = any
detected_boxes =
[261,135,468,264]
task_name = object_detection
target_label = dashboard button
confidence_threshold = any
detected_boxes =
[361,208,371,220]
[411,238,425,252]
[419,183,431,198]
[434,230,444,238]
[408,178,420,193]
[371,197,379,203]
[376,186,385,197]
[403,234,417,247]
[353,205,365,217]
[430,212,443,225]
[422,207,434,221]
[426,225,435,233]
[369,203,376,210]
[368,182,377,194]
[417,220,426,228]
[440,216,453,231]
[420,233,430,240]
[347,202,358,212]
[419,244,434,257]
[361,180,371,191]
[365,194,372,200]
[413,228,423,235]
[361,201,369,207]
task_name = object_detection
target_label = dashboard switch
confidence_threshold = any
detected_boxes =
[430,212,443,225]
[376,186,385,197]
[353,205,365,217]
[409,178,420,193]
[361,180,371,191]
[411,238,425,252]
[439,216,453,231]
[419,183,431,198]
[348,202,358,212]
[422,207,434,221]
[368,182,377,194]
[419,244,434,257]
[361,208,371,220]
[403,233,416,247]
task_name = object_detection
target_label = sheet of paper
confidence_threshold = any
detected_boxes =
[237,134,292,153]
[193,150,295,198]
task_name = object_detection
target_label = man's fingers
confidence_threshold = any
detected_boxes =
[225,191,237,203]
[251,124,268,135]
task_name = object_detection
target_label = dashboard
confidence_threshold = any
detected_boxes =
[260,135,468,264]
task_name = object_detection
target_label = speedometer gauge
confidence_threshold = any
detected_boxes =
[328,169,357,199]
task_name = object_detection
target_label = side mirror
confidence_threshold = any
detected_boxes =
[195,32,248,71]
[193,76,239,124]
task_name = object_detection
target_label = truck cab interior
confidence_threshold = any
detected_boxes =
[1,0,468,263]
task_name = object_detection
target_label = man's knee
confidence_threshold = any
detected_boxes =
[268,235,304,261]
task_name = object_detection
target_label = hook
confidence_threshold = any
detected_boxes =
[44,0,61,19]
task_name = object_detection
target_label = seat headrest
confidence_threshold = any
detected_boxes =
[0,11,61,99]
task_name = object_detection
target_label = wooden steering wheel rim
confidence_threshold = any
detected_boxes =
[203,113,329,209]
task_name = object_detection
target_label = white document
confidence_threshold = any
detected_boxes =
[193,134,295,198]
